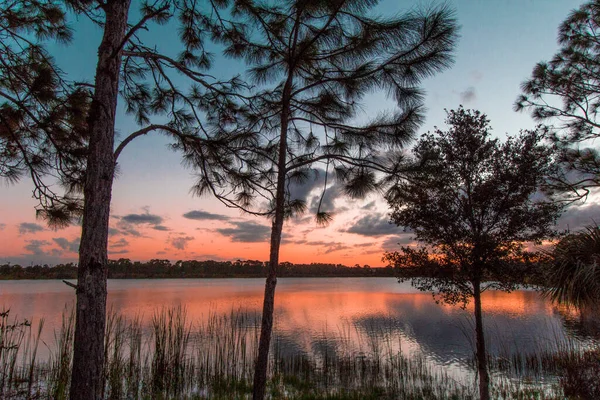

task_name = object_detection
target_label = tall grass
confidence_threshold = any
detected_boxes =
[0,306,596,399]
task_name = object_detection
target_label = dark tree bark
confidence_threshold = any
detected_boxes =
[252,75,293,400]
[473,279,490,400]
[69,1,131,399]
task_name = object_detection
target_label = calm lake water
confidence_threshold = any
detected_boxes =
[0,278,580,374]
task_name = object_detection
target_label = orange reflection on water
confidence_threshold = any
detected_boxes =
[0,278,572,366]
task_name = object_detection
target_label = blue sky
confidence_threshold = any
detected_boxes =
[2,0,598,266]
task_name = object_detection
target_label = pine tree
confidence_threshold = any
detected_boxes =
[516,0,600,201]
[187,1,458,397]
[1,1,245,398]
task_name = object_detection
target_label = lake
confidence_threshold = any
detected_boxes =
[0,277,578,374]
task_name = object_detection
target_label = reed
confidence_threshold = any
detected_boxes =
[0,307,596,399]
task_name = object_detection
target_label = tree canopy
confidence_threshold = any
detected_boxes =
[188,2,459,398]
[543,225,600,308]
[516,0,600,200]
[0,0,90,225]
[384,107,563,400]
[385,108,562,302]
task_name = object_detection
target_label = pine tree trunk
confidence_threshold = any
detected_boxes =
[473,280,490,400]
[252,75,293,400]
[69,1,130,399]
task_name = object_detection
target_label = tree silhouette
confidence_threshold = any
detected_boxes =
[0,1,89,225]
[189,1,458,398]
[544,225,600,309]
[384,108,562,400]
[516,0,600,201]
[1,1,244,398]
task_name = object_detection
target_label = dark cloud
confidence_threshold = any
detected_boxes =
[0,223,5,231]
[108,227,120,236]
[24,240,51,255]
[556,203,600,231]
[459,86,476,103]
[153,225,170,231]
[300,240,352,254]
[110,238,129,249]
[171,236,194,250]
[121,213,163,225]
[309,184,341,213]
[217,221,270,243]
[156,251,167,255]
[109,249,129,255]
[346,213,397,237]
[118,225,143,237]
[183,210,229,221]
[380,234,416,251]
[53,237,80,253]
[19,222,45,235]
[289,169,326,203]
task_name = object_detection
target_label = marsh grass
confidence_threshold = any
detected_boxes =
[0,306,596,399]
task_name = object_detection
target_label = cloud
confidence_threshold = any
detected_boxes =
[19,222,45,235]
[362,201,377,210]
[170,236,194,250]
[299,240,352,254]
[110,238,129,249]
[112,209,163,237]
[53,237,80,253]
[183,210,229,221]
[121,212,163,225]
[556,203,600,231]
[470,70,483,81]
[381,234,416,251]
[346,213,398,237]
[459,86,476,103]
[24,240,51,255]
[156,251,167,255]
[0,223,5,231]
[289,169,326,203]
[217,221,270,243]
[109,249,129,255]
[309,184,342,213]
[117,225,143,237]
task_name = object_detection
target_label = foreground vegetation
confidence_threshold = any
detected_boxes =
[1,307,598,400]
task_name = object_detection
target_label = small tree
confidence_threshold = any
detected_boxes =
[516,0,600,200]
[191,1,458,398]
[384,108,562,400]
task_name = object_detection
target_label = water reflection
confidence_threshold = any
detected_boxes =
[0,277,581,369]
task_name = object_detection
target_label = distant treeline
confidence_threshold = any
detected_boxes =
[0,259,396,280]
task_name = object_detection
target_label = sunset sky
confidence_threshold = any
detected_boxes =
[2,0,599,267]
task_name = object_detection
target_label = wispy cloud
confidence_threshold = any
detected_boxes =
[459,86,476,103]
[217,221,270,243]
[170,235,194,250]
[121,213,163,225]
[380,234,416,251]
[556,203,600,231]
[19,222,45,235]
[345,213,397,237]
[53,237,80,253]
[23,239,51,255]
[183,210,229,221]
